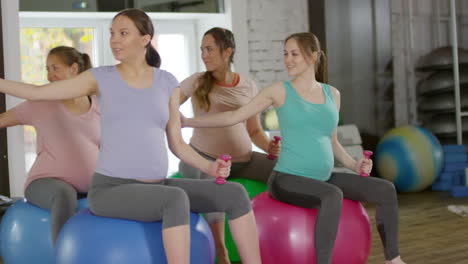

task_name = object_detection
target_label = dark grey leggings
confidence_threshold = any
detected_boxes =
[268,171,400,263]
[25,178,86,244]
[179,146,276,223]
[88,173,251,229]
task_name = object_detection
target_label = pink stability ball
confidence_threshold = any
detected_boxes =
[252,192,371,264]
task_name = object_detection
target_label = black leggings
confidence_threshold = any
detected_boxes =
[268,171,400,263]
[25,178,86,244]
[179,146,276,223]
[88,173,252,229]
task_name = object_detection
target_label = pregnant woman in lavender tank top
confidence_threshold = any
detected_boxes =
[0,8,262,264]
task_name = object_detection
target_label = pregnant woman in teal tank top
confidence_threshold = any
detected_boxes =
[183,32,406,264]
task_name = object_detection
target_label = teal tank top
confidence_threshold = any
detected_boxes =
[274,81,339,181]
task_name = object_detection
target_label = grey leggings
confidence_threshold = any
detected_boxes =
[268,171,400,263]
[25,178,86,244]
[88,173,251,229]
[179,146,276,223]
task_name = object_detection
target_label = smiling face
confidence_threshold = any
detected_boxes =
[283,38,316,77]
[46,54,78,82]
[110,15,150,62]
[200,33,232,72]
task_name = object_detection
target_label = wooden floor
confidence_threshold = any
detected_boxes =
[1,191,467,264]
[366,190,468,264]
[233,190,468,264]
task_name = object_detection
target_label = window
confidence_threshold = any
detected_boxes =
[20,27,95,172]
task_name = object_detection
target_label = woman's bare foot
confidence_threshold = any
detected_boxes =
[385,256,406,264]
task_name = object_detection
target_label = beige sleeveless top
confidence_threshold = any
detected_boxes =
[179,72,258,162]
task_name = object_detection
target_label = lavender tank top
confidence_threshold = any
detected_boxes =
[90,66,178,180]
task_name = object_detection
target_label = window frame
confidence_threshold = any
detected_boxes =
[6,1,247,196]
[19,12,199,72]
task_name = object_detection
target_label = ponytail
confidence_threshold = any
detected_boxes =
[81,53,93,71]
[146,45,161,68]
[316,50,328,83]
[193,72,214,111]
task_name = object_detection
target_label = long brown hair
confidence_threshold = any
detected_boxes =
[113,8,161,68]
[48,46,92,73]
[285,32,328,83]
[194,27,236,111]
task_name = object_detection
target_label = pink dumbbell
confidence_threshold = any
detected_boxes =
[267,136,282,160]
[360,150,373,177]
[215,154,231,184]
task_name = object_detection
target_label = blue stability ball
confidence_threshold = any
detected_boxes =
[375,125,444,192]
[0,198,88,264]
[56,209,215,264]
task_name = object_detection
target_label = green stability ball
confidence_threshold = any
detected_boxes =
[168,172,183,179]
[168,173,268,262]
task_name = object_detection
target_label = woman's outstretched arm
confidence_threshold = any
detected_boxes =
[183,82,283,128]
[0,71,97,100]
[0,110,21,128]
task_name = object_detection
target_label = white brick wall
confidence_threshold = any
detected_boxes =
[246,0,308,88]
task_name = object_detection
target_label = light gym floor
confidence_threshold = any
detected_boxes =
[230,190,468,264]
[366,191,468,264]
